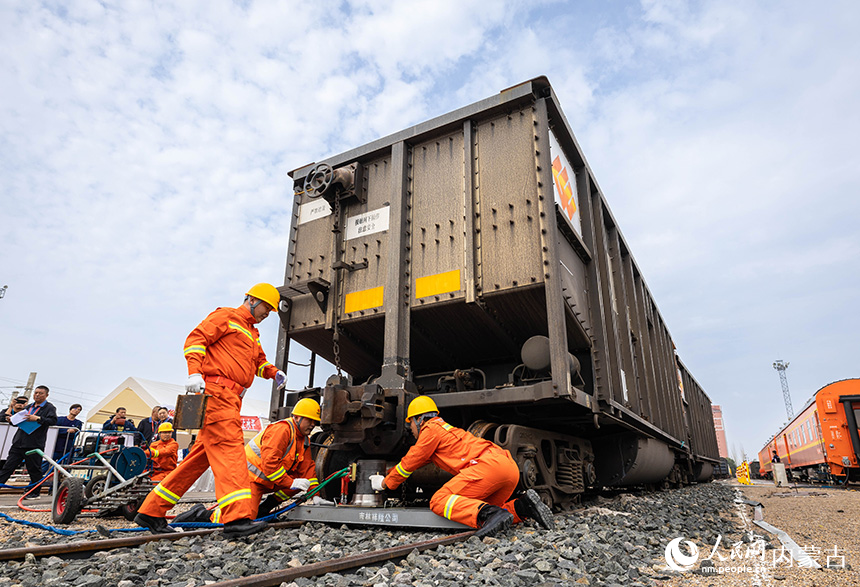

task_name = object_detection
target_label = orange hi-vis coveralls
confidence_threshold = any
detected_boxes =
[383,417,525,529]
[147,438,179,482]
[138,304,279,524]
[246,418,319,505]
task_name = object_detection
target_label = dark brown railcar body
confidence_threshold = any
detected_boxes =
[271,78,720,507]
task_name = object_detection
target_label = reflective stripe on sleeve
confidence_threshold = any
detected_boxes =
[183,345,206,356]
[257,361,273,377]
[266,466,286,482]
[274,490,290,500]
[395,462,412,478]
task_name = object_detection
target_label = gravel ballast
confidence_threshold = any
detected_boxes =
[1,481,854,586]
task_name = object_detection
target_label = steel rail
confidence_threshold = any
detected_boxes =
[205,530,476,587]
[0,521,304,561]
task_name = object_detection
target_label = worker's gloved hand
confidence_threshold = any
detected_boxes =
[369,474,385,492]
[310,495,334,506]
[290,478,311,492]
[275,370,287,390]
[186,373,205,394]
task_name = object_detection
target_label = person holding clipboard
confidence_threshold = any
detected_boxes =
[0,385,57,495]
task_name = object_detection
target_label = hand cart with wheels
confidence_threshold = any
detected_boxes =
[29,441,155,524]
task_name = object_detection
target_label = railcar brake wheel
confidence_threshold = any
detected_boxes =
[52,477,84,524]
[304,163,334,198]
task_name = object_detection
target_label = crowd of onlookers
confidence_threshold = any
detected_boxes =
[0,390,177,494]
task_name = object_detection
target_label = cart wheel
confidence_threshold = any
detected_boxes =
[85,474,107,499]
[121,498,144,521]
[52,477,84,525]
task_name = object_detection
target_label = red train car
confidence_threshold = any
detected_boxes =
[758,379,860,482]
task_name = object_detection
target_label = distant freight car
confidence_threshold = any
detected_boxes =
[271,77,720,509]
[758,379,860,483]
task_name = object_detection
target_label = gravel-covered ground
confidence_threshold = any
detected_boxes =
[2,481,850,586]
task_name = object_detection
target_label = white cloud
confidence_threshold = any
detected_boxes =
[1,0,858,464]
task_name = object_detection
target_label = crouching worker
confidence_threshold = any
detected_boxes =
[369,396,554,538]
[146,422,179,482]
[174,398,327,525]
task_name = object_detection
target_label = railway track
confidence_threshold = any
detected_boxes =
[204,530,475,587]
[0,519,474,586]
[0,521,303,561]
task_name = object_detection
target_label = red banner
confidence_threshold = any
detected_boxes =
[240,416,262,431]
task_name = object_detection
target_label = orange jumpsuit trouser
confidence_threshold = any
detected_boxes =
[428,448,525,528]
[138,385,253,524]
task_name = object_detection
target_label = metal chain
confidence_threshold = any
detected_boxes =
[331,195,343,376]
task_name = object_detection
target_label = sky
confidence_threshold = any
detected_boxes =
[1,0,858,462]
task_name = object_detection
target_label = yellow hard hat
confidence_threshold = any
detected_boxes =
[406,396,438,422]
[291,398,321,422]
[158,422,174,433]
[245,283,280,311]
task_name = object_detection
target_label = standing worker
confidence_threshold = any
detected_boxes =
[175,397,324,524]
[134,283,287,537]
[146,422,179,482]
[370,396,554,538]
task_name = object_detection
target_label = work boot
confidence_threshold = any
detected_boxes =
[474,505,514,538]
[172,503,211,524]
[223,518,268,538]
[513,489,554,530]
[134,512,179,534]
[256,495,281,519]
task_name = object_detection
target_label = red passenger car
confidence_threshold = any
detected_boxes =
[758,379,860,482]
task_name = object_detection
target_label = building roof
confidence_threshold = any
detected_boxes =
[84,376,270,425]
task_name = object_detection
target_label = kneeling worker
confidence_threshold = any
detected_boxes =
[370,396,554,538]
[146,422,179,482]
[175,397,324,524]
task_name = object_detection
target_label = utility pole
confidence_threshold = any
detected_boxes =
[772,360,793,420]
[10,372,37,402]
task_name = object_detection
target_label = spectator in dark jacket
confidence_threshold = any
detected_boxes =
[53,403,83,463]
[102,407,136,432]
[137,406,162,445]
[0,386,58,494]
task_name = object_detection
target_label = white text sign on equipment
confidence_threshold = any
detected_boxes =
[345,206,390,240]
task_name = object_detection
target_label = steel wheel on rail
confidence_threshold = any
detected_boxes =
[52,477,84,525]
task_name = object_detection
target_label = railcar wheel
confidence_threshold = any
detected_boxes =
[52,477,84,525]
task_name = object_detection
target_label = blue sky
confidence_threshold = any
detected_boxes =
[1,0,859,462]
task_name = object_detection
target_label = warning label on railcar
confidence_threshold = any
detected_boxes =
[345,206,390,240]
[298,200,332,225]
[549,131,582,235]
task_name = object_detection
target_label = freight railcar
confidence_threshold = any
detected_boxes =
[270,77,720,509]
[758,379,860,483]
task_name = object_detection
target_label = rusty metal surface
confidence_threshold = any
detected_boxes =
[174,393,208,430]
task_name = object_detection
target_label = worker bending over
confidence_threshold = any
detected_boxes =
[135,283,286,537]
[370,396,554,538]
[175,397,324,524]
[146,422,179,482]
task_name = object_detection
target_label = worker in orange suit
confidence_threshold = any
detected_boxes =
[249,397,324,518]
[370,396,554,538]
[174,397,327,524]
[135,283,287,537]
[146,422,179,482]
